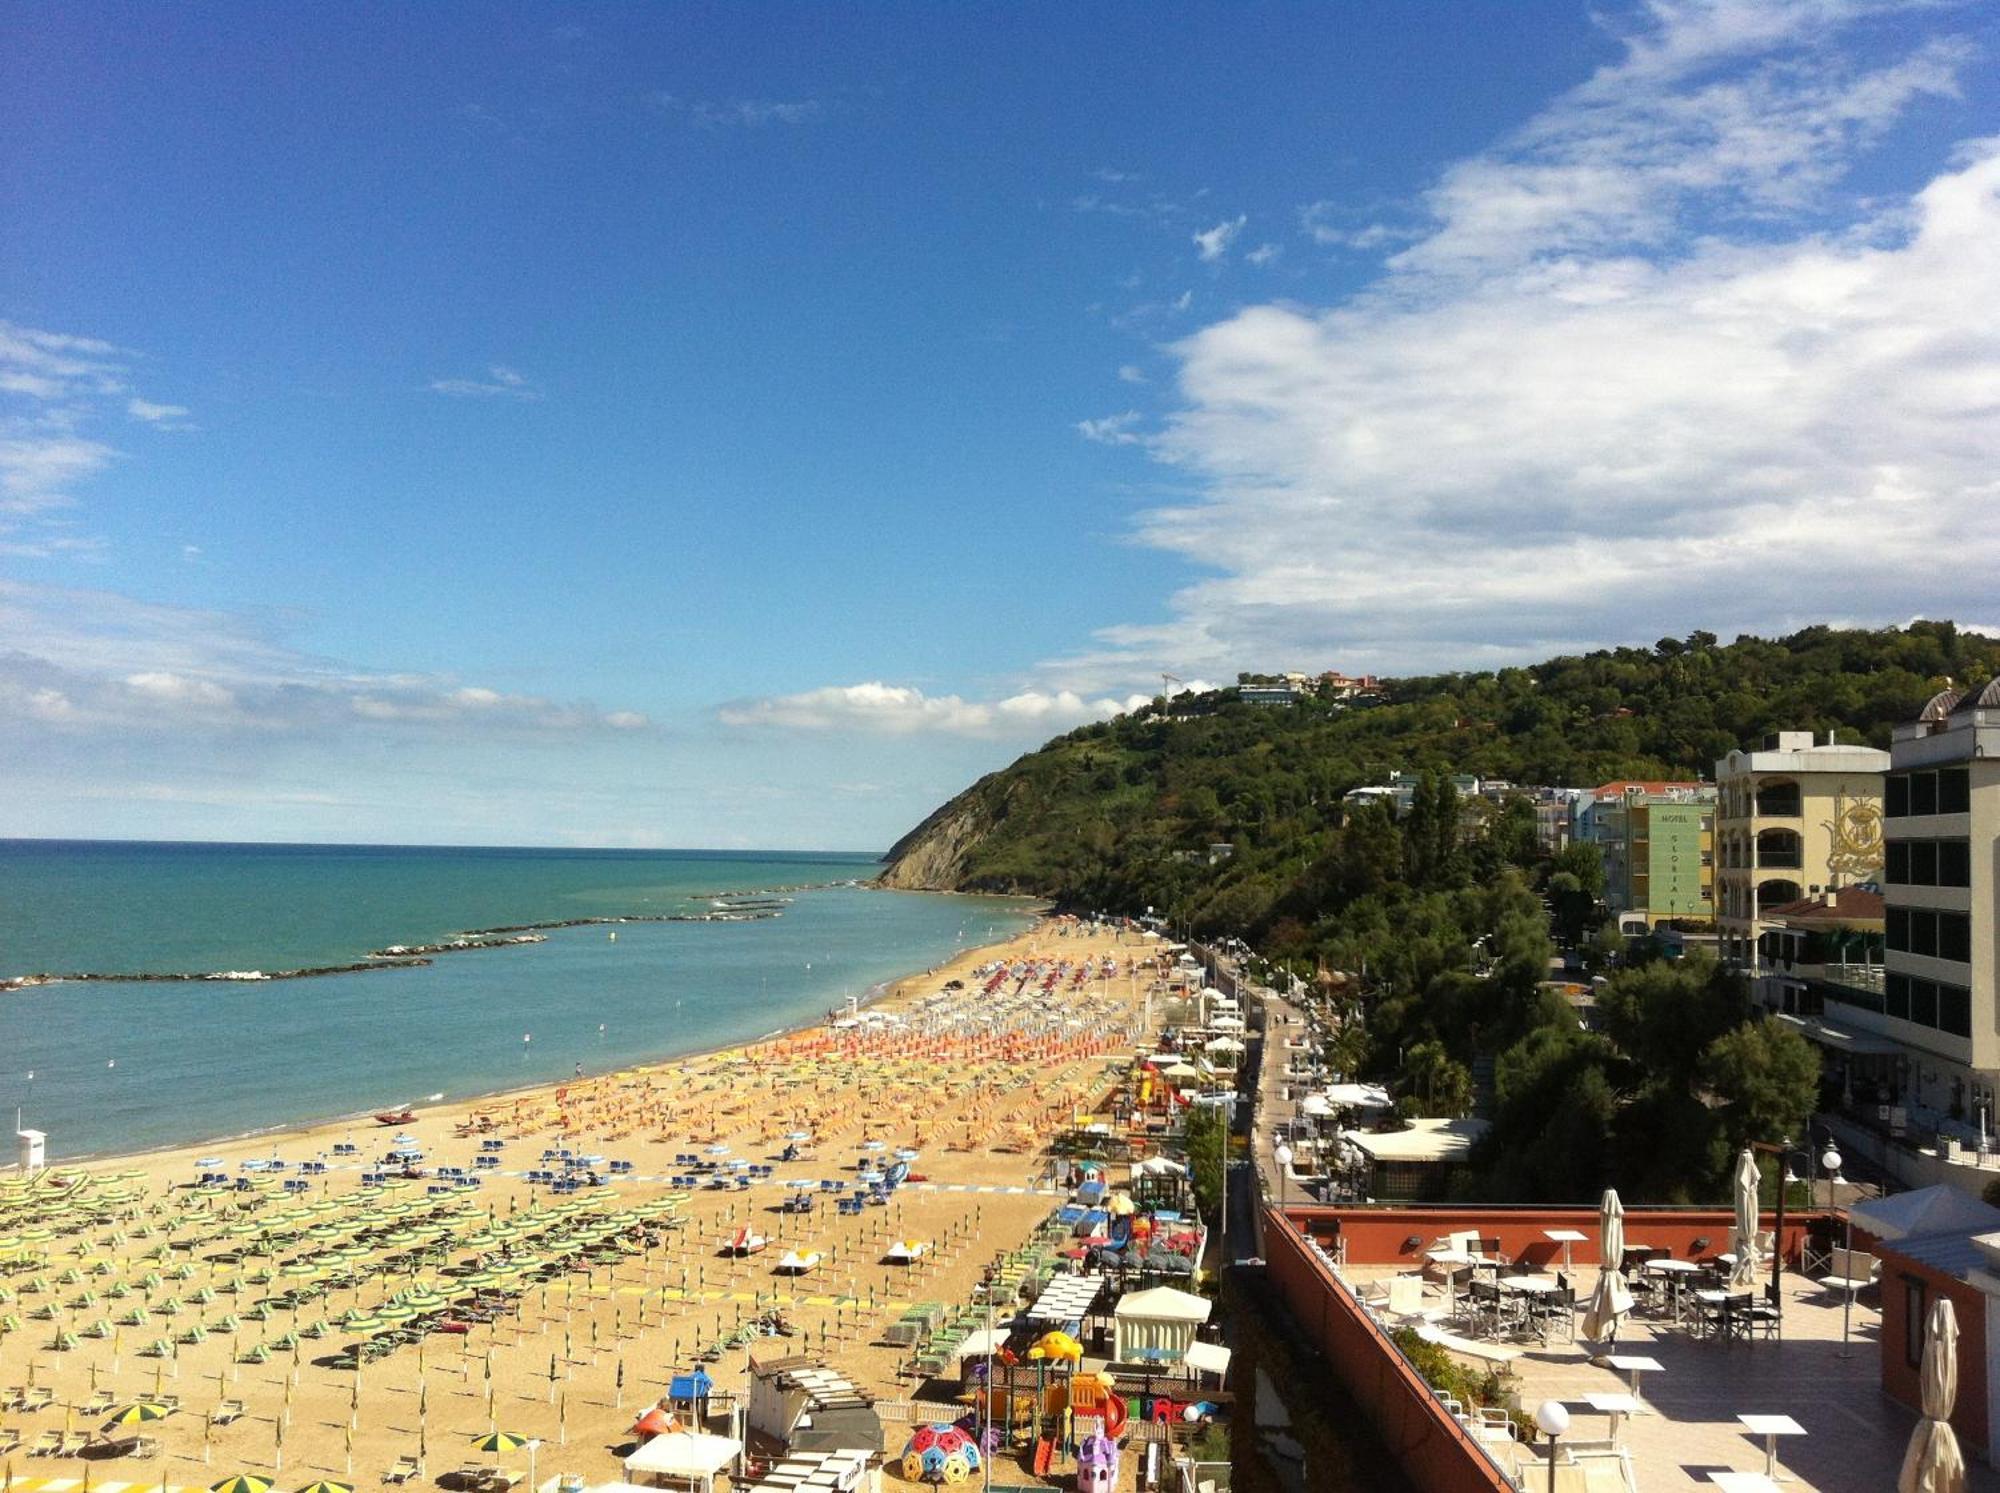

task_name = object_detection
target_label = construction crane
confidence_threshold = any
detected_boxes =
[1161,673,1185,699]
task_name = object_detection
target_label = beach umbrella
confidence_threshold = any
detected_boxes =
[469,1432,529,1454]
[107,1402,171,1426]
[1728,1148,1762,1289]
[1579,1188,1634,1346]
[294,1481,354,1493]
[210,1476,273,1493]
[1900,1296,1967,1493]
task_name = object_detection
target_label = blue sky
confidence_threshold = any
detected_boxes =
[4,1,1998,848]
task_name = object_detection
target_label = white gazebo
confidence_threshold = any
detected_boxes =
[622,1431,742,1492]
[1113,1285,1212,1363]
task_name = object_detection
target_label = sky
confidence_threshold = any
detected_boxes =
[4,0,1999,850]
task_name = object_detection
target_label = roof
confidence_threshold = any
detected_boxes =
[1184,1340,1232,1376]
[1849,1184,2000,1244]
[1589,780,1705,799]
[622,1431,742,1480]
[1343,1117,1490,1164]
[1951,676,2000,713]
[786,1403,881,1453]
[1763,887,1886,925]
[1113,1285,1213,1324]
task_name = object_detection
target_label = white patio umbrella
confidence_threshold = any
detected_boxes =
[1579,1188,1634,1346]
[1898,1296,1966,1493]
[1728,1148,1762,1289]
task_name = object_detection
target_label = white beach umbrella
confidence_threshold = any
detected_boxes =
[1899,1296,1966,1493]
[1728,1148,1762,1289]
[1579,1188,1633,1345]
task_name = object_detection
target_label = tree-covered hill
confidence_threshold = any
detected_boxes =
[880,621,2000,931]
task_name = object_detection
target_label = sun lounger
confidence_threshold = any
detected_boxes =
[29,1429,62,1455]
[1414,1323,1523,1369]
[59,1430,92,1455]
[383,1454,419,1483]
[0,1426,20,1455]
[213,1397,246,1424]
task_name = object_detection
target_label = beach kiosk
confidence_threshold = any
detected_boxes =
[15,1128,45,1176]
[1111,1285,1211,1365]
[621,1430,742,1493]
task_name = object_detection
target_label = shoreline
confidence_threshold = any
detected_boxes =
[24,903,1052,1169]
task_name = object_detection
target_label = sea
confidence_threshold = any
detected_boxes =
[0,840,1037,1162]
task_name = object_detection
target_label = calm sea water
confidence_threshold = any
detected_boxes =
[0,841,1035,1160]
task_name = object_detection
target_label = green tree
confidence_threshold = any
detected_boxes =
[1182,1102,1227,1218]
[1398,1039,1474,1118]
[1701,1020,1821,1158]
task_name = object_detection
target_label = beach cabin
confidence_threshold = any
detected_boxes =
[1112,1285,1212,1365]
[745,1350,882,1455]
[621,1430,743,1493]
[666,1368,714,1426]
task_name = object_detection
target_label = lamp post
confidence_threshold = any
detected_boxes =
[1273,1143,1293,1210]
[1820,1140,1856,1359]
[1535,1400,1570,1493]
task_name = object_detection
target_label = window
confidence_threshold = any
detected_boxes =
[1887,773,1910,818]
[1939,984,1973,1038]
[1909,841,1939,886]
[1940,768,1971,815]
[1910,978,1939,1028]
[1940,913,1972,965]
[1940,840,1971,887]
[1911,772,1938,816]
[1887,842,1910,884]
[1906,1278,1928,1370]
[1886,972,1910,1021]
[1911,911,1939,959]
[1888,907,1910,953]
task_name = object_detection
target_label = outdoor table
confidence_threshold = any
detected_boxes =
[1583,1391,1639,1445]
[1498,1275,1558,1293]
[1545,1228,1588,1274]
[1644,1257,1700,1321]
[1605,1354,1663,1414]
[1710,1474,1780,1493]
[1736,1413,1805,1481]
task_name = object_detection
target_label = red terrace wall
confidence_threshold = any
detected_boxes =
[1284,1204,1827,1272]
[1875,1245,1990,1455]
[1262,1206,1514,1493]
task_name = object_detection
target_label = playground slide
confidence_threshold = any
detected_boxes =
[1104,1395,1130,1439]
[1033,1437,1055,1477]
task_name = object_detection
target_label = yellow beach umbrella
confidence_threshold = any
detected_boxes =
[211,1476,273,1493]
[106,1402,171,1426]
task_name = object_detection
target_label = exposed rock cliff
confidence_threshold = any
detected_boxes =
[876,793,994,890]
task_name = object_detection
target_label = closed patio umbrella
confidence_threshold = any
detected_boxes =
[1899,1296,1966,1493]
[1728,1148,1762,1289]
[1579,1188,1633,1346]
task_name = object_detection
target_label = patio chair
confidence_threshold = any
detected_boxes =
[1822,1246,1879,1299]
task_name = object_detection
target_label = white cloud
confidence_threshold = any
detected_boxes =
[429,366,541,400]
[1193,215,1248,262]
[717,681,1154,738]
[1047,0,2000,689]
[653,93,821,128]
[1245,242,1282,267]
[1117,364,1148,384]
[127,397,192,428]
[0,580,652,737]
[1076,411,1144,446]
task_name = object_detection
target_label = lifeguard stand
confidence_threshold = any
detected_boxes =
[17,1128,47,1175]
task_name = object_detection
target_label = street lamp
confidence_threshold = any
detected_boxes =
[1535,1400,1570,1493]
[1820,1142,1843,1212]
[1273,1143,1293,1210]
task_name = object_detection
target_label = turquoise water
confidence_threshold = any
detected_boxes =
[0,841,1035,1160]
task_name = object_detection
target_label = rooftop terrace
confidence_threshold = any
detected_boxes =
[1265,1204,2000,1492]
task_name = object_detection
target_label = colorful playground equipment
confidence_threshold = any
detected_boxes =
[899,1422,984,1484]
[1076,1431,1119,1493]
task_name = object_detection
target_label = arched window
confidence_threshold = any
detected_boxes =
[1756,828,1804,870]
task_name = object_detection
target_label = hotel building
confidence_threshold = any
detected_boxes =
[1714,731,1890,967]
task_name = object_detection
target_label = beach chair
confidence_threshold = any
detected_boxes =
[0,1425,19,1455]
[29,1429,61,1455]
[80,1390,115,1415]
[383,1454,420,1483]
[59,1430,91,1456]
[128,1434,163,1459]
[214,1397,246,1424]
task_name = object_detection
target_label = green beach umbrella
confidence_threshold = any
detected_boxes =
[294,1481,355,1493]
[470,1432,528,1454]
[211,1475,274,1493]
[107,1402,171,1426]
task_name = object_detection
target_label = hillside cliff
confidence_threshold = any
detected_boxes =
[875,621,2000,913]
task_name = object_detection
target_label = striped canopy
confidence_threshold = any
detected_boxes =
[211,1476,274,1493]
[470,1431,529,1453]
[107,1402,171,1425]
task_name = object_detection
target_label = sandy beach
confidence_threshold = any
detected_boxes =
[0,916,1161,1492]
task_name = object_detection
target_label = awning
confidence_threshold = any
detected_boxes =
[622,1431,741,1482]
[1184,1340,1232,1377]
[1774,1013,1903,1056]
